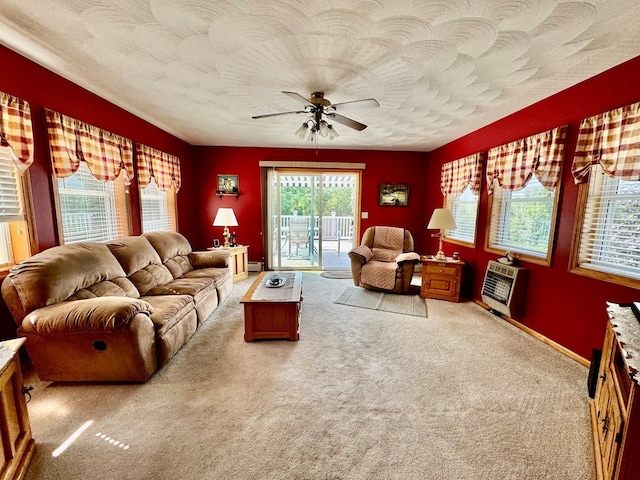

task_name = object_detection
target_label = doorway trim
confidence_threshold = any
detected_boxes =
[261,162,364,271]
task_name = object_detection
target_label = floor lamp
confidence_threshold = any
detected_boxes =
[427,208,457,260]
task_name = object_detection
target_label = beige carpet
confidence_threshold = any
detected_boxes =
[336,286,427,317]
[22,272,594,480]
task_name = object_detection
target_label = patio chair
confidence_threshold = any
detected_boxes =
[288,217,310,256]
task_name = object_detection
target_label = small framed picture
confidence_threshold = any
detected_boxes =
[217,174,239,194]
[213,239,220,248]
[379,183,409,206]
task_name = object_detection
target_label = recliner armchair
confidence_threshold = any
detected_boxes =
[348,226,420,294]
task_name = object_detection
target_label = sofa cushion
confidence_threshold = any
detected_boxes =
[107,236,162,275]
[144,231,194,278]
[146,277,217,305]
[21,297,153,335]
[182,266,232,286]
[141,294,194,337]
[67,277,140,300]
[188,251,229,269]
[7,243,129,314]
[107,237,174,295]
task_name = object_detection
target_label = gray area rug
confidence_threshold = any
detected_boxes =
[336,286,427,317]
[320,270,352,279]
[22,272,594,480]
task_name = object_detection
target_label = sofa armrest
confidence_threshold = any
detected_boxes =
[21,297,153,336]
[348,245,373,264]
[396,252,420,266]
[188,250,230,269]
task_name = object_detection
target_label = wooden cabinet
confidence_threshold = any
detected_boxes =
[227,245,249,282]
[591,303,640,480]
[0,339,35,480]
[209,245,249,282]
[420,257,464,302]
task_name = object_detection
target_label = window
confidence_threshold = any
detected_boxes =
[0,147,34,268]
[136,144,180,233]
[487,175,557,259]
[56,162,130,243]
[571,164,640,286]
[140,177,177,233]
[485,126,566,264]
[445,187,479,244]
[45,109,134,244]
[440,152,483,246]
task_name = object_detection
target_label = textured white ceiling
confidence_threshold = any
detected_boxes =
[1,0,640,151]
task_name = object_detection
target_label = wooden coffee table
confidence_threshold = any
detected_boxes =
[240,272,303,341]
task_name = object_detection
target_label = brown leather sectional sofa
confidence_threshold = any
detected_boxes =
[1,231,233,382]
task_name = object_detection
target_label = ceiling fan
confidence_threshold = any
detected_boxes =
[252,91,380,142]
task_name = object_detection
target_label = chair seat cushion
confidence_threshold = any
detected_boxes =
[361,260,398,290]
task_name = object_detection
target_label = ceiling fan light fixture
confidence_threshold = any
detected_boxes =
[295,122,309,139]
[327,124,339,140]
[319,120,330,137]
[309,127,317,143]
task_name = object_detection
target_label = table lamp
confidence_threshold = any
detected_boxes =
[213,207,238,248]
[427,208,457,260]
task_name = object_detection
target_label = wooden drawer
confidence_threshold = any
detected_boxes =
[426,264,460,277]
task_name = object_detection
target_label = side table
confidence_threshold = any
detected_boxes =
[209,245,249,282]
[0,338,35,480]
[420,256,464,302]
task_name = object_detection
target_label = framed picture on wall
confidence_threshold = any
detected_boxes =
[217,174,239,194]
[379,183,409,206]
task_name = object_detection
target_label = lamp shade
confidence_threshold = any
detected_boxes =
[427,208,457,230]
[213,208,238,227]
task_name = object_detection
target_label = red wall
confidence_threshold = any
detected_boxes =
[192,147,428,260]
[427,55,640,360]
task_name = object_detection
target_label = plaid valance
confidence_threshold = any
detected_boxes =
[136,144,181,192]
[0,91,34,174]
[486,125,567,194]
[572,101,640,183]
[441,152,483,196]
[45,109,134,184]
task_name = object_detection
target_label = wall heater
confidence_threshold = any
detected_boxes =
[481,260,527,319]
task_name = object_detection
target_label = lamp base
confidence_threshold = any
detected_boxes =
[223,226,231,248]
[433,250,447,261]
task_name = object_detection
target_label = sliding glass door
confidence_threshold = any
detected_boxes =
[267,169,359,271]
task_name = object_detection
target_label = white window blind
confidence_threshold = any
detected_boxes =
[445,187,479,244]
[57,162,127,243]
[577,164,640,279]
[0,148,23,264]
[0,148,23,222]
[488,175,554,257]
[140,177,175,233]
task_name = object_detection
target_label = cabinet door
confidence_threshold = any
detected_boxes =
[0,357,33,480]
[600,374,624,479]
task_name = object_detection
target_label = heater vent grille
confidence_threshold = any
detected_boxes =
[481,260,527,318]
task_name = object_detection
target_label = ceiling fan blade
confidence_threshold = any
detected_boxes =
[327,113,368,131]
[331,98,380,110]
[282,91,311,105]
[252,110,307,119]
